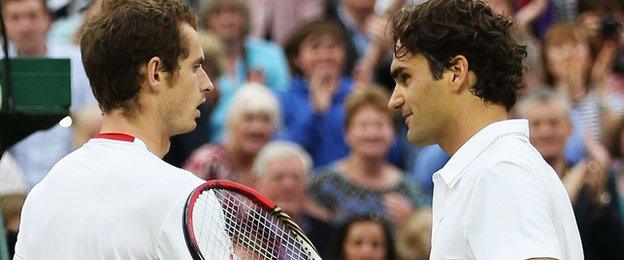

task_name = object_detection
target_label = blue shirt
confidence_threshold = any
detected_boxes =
[209,39,290,142]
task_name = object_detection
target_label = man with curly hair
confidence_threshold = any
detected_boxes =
[387,0,583,259]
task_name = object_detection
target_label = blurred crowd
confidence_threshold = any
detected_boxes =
[2,0,624,259]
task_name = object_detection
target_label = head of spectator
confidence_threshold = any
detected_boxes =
[252,140,312,220]
[484,0,514,16]
[345,85,395,161]
[331,215,396,260]
[516,88,572,166]
[543,22,593,92]
[1,0,52,56]
[80,0,213,156]
[201,0,250,45]
[224,83,280,161]
[395,208,432,260]
[285,19,349,79]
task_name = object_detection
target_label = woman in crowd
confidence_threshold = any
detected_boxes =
[184,84,280,186]
[309,86,426,227]
[543,21,624,164]
[201,0,290,142]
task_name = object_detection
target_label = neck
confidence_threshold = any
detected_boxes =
[545,155,567,177]
[440,104,509,156]
[99,110,170,158]
[17,42,47,56]
[345,153,384,178]
[224,141,255,173]
[224,41,243,59]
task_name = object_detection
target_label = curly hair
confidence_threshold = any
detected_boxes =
[391,0,526,110]
[80,0,197,116]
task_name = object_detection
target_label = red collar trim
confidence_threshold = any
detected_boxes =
[94,133,135,142]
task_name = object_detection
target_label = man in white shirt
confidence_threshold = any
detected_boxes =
[387,0,583,259]
[14,0,215,258]
[1,0,97,187]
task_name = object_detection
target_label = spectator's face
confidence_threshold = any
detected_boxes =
[522,100,571,161]
[231,110,275,155]
[255,156,307,217]
[343,220,387,260]
[485,0,513,16]
[389,52,450,146]
[295,34,346,79]
[346,105,394,159]
[2,0,51,55]
[207,5,245,42]
[545,40,591,82]
[161,23,213,136]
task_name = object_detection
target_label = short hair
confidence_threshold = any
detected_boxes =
[80,0,198,116]
[284,19,348,76]
[224,83,281,140]
[344,86,394,129]
[515,88,571,119]
[201,0,250,37]
[252,140,312,180]
[391,0,527,110]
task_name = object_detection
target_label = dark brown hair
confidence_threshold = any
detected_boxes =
[391,0,526,110]
[284,19,348,77]
[344,86,394,129]
[80,0,197,116]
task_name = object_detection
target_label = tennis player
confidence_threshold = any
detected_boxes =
[14,0,216,258]
[388,0,583,259]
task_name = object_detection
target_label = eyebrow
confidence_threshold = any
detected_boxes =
[391,66,406,81]
[192,56,204,65]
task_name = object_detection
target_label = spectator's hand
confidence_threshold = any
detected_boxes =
[584,140,611,203]
[383,193,413,226]
[591,42,617,98]
[309,66,339,113]
[515,0,548,29]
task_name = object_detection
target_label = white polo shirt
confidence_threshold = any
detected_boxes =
[14,134,208,259]
[430,120,583,260]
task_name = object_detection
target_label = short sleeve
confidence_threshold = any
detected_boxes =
[466,161,563,260]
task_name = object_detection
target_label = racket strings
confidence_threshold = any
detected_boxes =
[192,189,314,259]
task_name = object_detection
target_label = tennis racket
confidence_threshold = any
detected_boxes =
[183,179,322,260]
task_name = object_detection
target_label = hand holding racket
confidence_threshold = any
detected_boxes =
[183,180,322,260]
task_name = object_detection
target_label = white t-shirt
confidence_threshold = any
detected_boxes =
[14,134,208,259]
[430,119,583,260]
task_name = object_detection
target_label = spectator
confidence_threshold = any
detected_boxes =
[329,215,397,260]
[201,0,290,142]
[184,84,280,186]
[543,21,624,164]
[247,0,323,45]
[251,140,332,257]
[517,88,624,259]
[1,0,96,188]
[395,208,432,260]
[309,86,425,226]
[1,193,26,259]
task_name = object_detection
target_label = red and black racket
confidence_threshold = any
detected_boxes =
[183,180,322,260]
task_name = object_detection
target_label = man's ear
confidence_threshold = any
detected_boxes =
[447,55,472,92]
[144,57,164,92]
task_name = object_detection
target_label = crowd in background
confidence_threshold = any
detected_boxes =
[2,0,624,259]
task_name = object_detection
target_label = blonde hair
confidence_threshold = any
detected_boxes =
[395,208,432,260]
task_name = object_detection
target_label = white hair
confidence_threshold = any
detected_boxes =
[252,140,312,180]
[224,83,281,141]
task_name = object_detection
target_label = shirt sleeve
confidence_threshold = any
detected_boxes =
[466,161,563,260]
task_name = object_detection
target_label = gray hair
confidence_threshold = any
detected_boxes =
[252,140,312,180]
[515,88,571,119]
[224,83,281,142]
